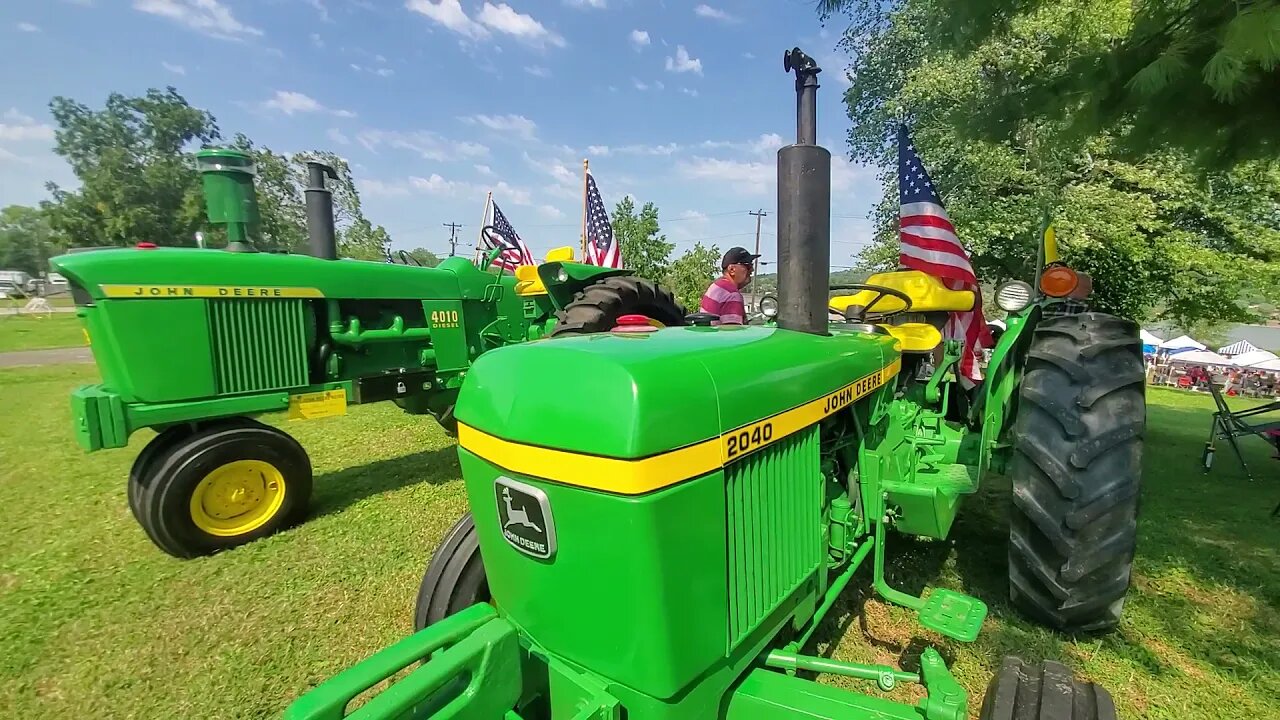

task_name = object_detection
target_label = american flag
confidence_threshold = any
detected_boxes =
[583,172,622,268]
[477,202,535,271]
[897,125,991,381]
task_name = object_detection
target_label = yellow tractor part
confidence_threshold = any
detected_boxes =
[515,246,579,296]
[189,459,287,537]
[829,270,975,315]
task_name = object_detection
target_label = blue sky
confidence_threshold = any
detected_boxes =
[0,0,878,268]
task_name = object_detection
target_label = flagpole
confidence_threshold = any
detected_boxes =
[581,159,589,262]
[476,191,492,263]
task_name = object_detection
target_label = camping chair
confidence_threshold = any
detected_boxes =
[1203,382,1280,516]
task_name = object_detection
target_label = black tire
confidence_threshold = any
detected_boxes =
[414,512,490,631]
[550,275,686,336]
[135,422,313,558]
[128,425,195,524]
[979,657,1117,720]
[1008,312,1144,634]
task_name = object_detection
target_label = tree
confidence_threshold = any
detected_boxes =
[0,205,57,274]
[43,87,220,248]
[404,247,442,267]
[821,0,1280,326]
[664,242,721,310]
[822,1,1280,167]
[611,196,674,282]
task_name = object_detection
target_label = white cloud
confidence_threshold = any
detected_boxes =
[665,45,702,75]
[161,61,186,75]
[327,128,351,145]
[0,109,55,142]
[750,133,784,153]
[537,204,564,219]
[629,29,649,49]
[742,51,755,59]
[563,0,605,8]
[361,178,412,197]
[615,142,678,156]
[461,113,537,139]
[133,0,263,40]
[17,22,40,33]
[410,173,465,195]
[261,91,355,117]
[633,78,649,91]
[405,0,488,41]
[350,63,395,77]
[310,32,324,48]
[476,3,565,49]
[654,80,665,91]
[677,210,708,221]
[586,145,610,156]
[304,0,331,22]
[357,128,488,161]
[680,87,699,98]
[474,163,494,176]
[694,5,738,23]
[679,157,772,194]
[524,65,550,78]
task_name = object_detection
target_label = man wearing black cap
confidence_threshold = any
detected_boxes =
[699,246,760,325]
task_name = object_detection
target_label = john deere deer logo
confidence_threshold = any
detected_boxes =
[494,476,556,559]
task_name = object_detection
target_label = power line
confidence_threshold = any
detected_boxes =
[443,222,463,257]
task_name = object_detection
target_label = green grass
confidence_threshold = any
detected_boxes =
[0,371,1275,719]
[0,315,86,353]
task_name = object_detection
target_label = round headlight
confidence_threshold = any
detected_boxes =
[554,267,569,283]
[995,280,1033,312]
[758,294,779,318]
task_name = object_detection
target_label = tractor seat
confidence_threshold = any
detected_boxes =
[513,265,545,296]
[829,270,975,315]
[881,323,943,353]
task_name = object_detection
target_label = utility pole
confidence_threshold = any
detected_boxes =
[443,222,463,257]
[748,209,768,310]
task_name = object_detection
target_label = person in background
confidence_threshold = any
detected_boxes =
[700,246,759,325]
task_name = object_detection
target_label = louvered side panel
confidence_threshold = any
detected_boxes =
[726,426,822,649]
[209,299,309,395]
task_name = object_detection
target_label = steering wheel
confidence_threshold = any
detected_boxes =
[396,249,423,267]
[829,283,913,322]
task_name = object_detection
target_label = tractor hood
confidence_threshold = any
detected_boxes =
[456,324,901,463]
[49,247,499,301]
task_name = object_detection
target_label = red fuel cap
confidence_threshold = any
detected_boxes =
[611,314,658,333]
[136,242,157,249]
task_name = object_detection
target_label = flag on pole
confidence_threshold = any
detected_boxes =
[896,125,991,381]
[583,172,623,268]
[476,202,535,271]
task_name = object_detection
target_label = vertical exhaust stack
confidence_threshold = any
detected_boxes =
[196,148,260,253]
[305,161,340,260]
[777,48,831,335]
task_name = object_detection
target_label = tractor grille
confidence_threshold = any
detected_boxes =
[208,299,309,395]
[725,426,822,649]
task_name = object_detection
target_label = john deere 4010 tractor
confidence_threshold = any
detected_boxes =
[284,49,1141,719]
[51,153,684,558]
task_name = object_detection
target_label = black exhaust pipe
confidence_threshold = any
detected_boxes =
[777,47,831,336]
[305,161,339,260]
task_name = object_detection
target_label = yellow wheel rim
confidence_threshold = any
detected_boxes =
[189,459,286,537]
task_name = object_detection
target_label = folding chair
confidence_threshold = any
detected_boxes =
[1202,382,1280,516]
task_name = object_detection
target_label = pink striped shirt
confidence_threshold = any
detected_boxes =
[700,277,745,324]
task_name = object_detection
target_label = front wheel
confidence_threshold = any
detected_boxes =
[414,513,489,631]
[1007,312,1144,634]
[133,420,313,558]
[980,657,1117,719]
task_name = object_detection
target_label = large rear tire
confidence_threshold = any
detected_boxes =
[1008,312,1144,634]
[414,512,490,631]
[979,657,1117,720]
[550,275,686,336]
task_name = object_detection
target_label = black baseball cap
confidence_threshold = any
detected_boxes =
[722,246,761,269]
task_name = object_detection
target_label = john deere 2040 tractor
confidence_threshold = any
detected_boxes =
[284,49,1141,719]
[51,153,684,558]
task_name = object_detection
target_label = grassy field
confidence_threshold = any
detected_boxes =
[0,315,86,353]
[0,367,1275,719]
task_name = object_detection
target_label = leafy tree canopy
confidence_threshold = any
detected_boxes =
[611,196,675,283]
[664,242,721,310]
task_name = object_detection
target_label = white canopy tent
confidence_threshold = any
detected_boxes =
[1231,349,1279,368]
[1160,335,1206,353]
[1167,349,1231,366]
[1219,340,1260,356]
[1249,357,1280,372]
[1139,329,1164,346]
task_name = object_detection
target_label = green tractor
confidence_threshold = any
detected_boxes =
[283,49,1141,719]
[50,151,685,559]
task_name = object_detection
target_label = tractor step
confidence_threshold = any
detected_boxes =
[918,588,987,642]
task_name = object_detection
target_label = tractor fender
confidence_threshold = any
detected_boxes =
[977,305,1040,477]
[538,261,631,311]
